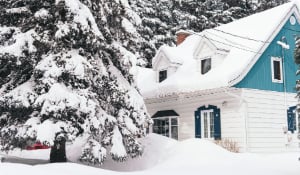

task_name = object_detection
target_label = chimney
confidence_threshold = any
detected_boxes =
[176,30,191,46]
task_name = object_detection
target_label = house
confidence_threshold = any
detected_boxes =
[137,1,300,153]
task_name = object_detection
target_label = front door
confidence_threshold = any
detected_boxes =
[201,110,214,139]
[195,105,221,140]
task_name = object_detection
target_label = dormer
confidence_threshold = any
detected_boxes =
[152,46,183,82]
[193,36,229,74]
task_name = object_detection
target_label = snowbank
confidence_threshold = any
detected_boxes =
[101,133,176,171]
[1,134,300,175]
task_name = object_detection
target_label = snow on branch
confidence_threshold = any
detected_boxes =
[277,40,290,49]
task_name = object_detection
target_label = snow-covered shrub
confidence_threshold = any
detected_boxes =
[215,139,240,153]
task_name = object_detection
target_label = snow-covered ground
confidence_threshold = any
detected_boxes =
[1,134,300,175]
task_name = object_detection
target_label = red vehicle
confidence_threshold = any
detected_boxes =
[26,142,50,150]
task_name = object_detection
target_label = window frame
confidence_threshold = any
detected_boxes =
[201,57,212,75]
[271,56,283,83]
[152,116,178,140]
[158,69,167,82]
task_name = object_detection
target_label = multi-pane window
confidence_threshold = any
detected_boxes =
[209,111,214,137]
[153,117,178,139]
[201,110,214,139]
[271,57,283,83]
[159,70,167,82]
[201,58,211,74]
[203,113,208,138]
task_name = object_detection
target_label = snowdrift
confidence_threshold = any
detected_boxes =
[1,134,300,175]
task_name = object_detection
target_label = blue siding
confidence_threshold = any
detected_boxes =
[234,14,300,93]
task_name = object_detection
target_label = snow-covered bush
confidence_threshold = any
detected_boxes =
[215,139,240,153]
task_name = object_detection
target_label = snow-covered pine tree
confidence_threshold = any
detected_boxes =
[0,0,151,165]
[294,38,300,110]
[255,0,288,12]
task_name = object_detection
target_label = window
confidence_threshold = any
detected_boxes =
[201,110,214,139]
[195,105,221,140]
[271,57,283,83]
[153,117,178,139]
[287,106,300,133]
[159,70,167,82]
[201,58,211,74]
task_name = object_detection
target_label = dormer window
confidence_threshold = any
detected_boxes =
[159,70,167,82]
[201,58,211,74]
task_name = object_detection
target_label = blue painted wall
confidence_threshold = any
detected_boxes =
[234,14,300,93]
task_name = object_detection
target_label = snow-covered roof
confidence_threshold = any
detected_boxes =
[137,1,300,99]
[152,45,184,69]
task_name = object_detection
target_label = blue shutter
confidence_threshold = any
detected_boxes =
[214,108,221,140]
[195,111,201,138]
[287,107,296,133]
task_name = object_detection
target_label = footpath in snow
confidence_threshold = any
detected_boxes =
[1,134,300,175]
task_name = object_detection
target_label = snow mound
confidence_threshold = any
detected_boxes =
[1,134,300,175]
[4,149,50,160]
[172,138,231,157]
[100,133,176,171]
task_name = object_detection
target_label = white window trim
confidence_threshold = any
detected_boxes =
[152,116,179,139]
[200,57,212,75]
[157,69,168,83]
[197,56,211,73]
[271,56,283,83]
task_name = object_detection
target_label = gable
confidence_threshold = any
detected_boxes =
[234,13,300,93]
[194,38,216,59]
[156,53,170,70]
[152,51,170,71]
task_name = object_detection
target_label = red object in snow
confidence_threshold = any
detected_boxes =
[26,142,50,150]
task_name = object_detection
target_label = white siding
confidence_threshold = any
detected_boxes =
[242,89,299,153]
[145,88,247,152]
[145,88,300,153]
